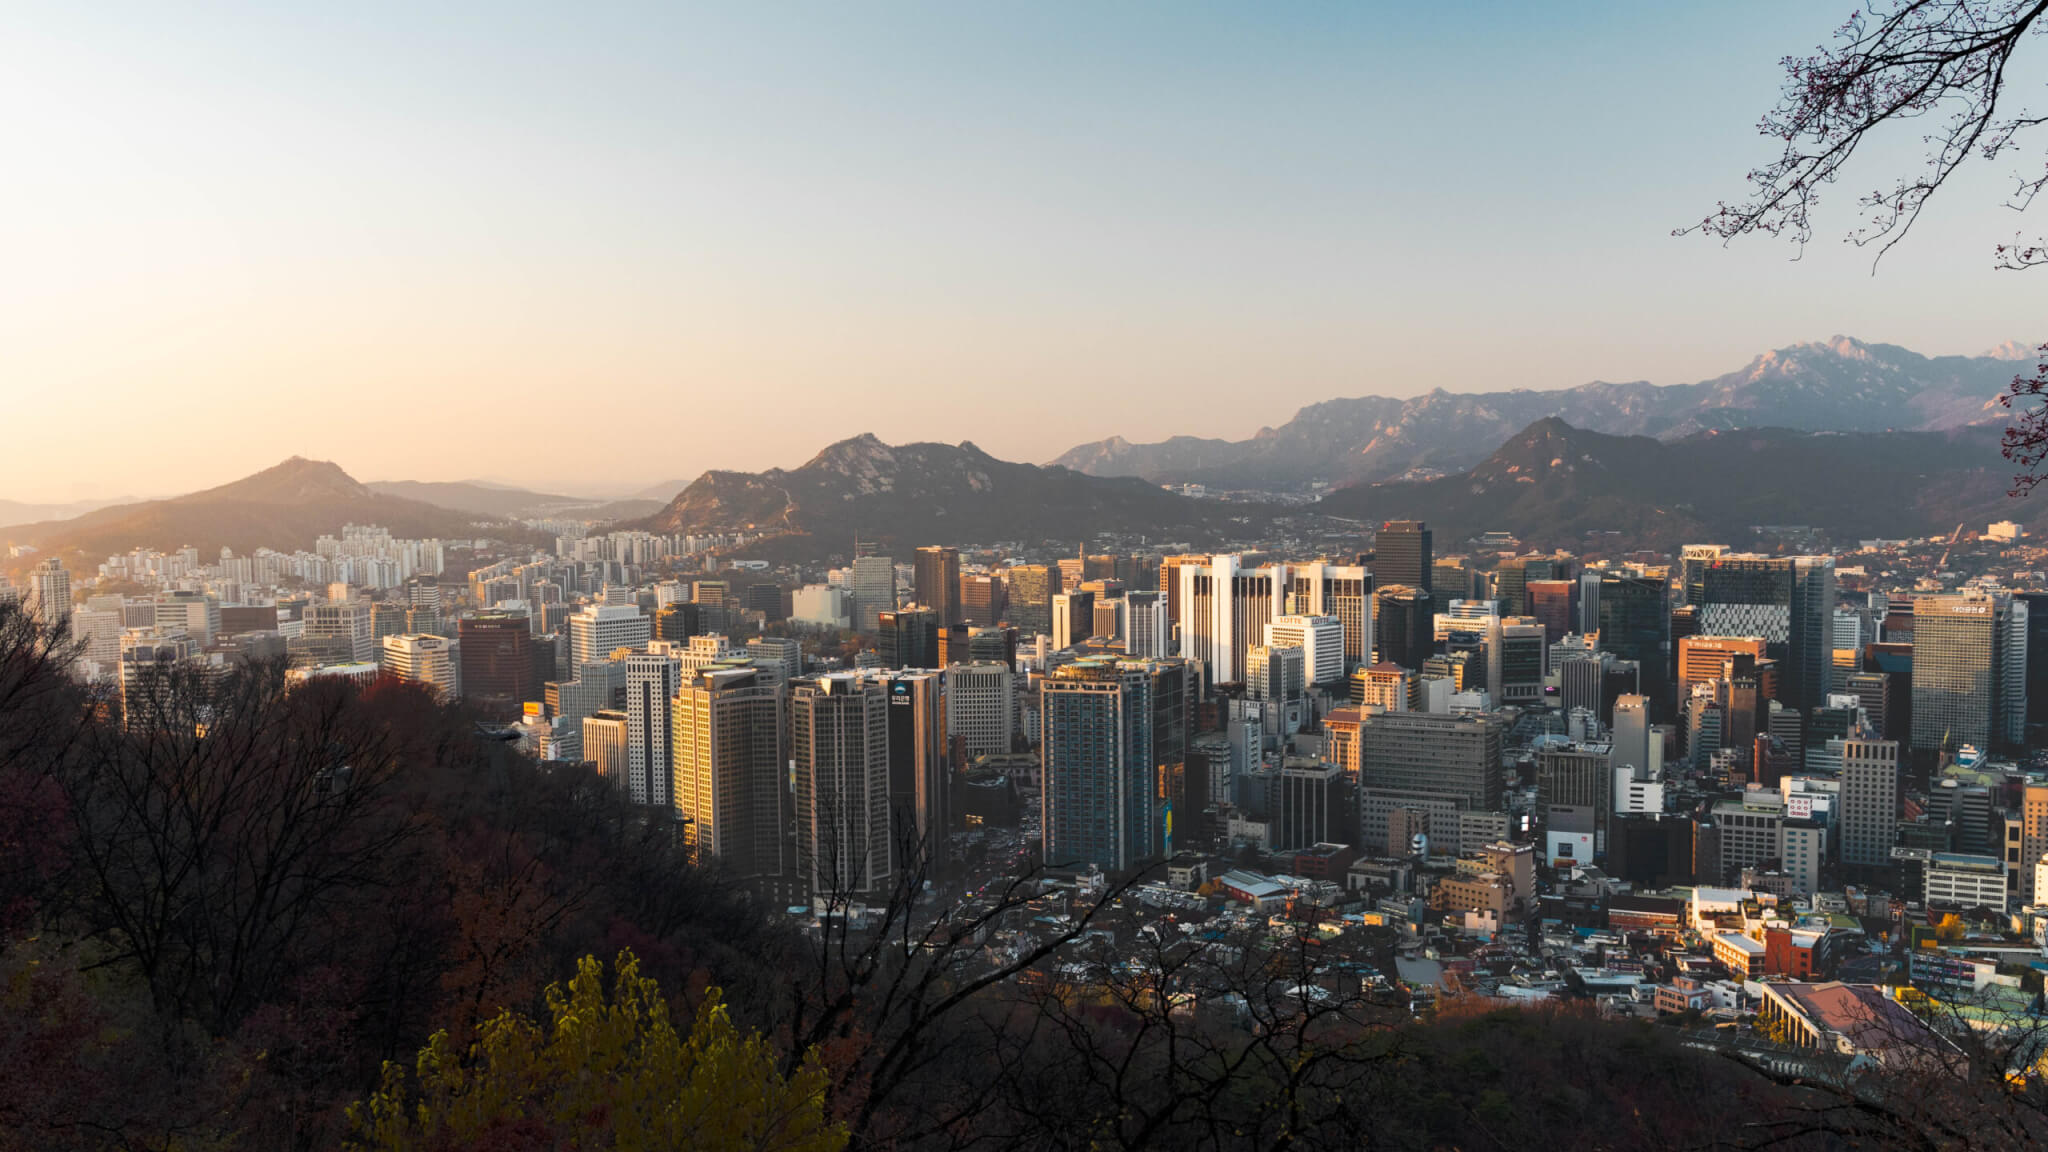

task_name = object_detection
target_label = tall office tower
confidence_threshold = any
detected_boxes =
[654,602,703,643]
[1057,556,1086,591]
[569,602,650,670]
[369,602,409,642]
[1678,635,1769,696]
[1124,591,1170,659]
[1372,585,1432,670]
[1540,744,1614,852]
[69,607,123,670]
[876,670,949,881]
[1432,557,1474,603]
[672,666,787,878]
[1355,709,1506,851]
[1157,554,1210,632]
[1911,590,2025,754]
[745,636,803,683]
[1091,596,1124,644]
[2018,783,2048,905]
[1610,694,1652,775]
[117,630,198,724]
[1353,663,1417,710]
[959,573,1006,627]
[913,547,963,626]
[380,633,462,699]
[1595,573,1670,708]
[1374,521,1432,594]
[851,555,896,632]
[304,599,375,663]
[1246,644,1305,706]
[1289,563,1371,671]
[1676,545,1730,605]
[1843,670,1891,740]
[1492,618,1548,706]
[2017,591,2048,739]
[582,710,631,783]
[1688,553,1836,713]
[1267,759,1347,852]
[1051,591,1095,651]
[675,633,733,673]
[878,608,940,669]
[624,645,684,807]
[1578,571,1604,635]
[545,660,628,761]
[1840,737,1901,869]
[1040,659,1157,873]
[27,557,72,633]
[1526,580,1577,644]
[1181,557,1289,686]
[787,675,893,895]
[1832,607,1865,654]
[153,591,222,648]
[1004,565,1057,637]
[946,660,1015,757]
[1494,556,1537,617]
[458,610,537,710]
[1266,614,1344,686]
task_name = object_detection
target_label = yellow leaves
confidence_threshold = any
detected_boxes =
[345,951,846,1152]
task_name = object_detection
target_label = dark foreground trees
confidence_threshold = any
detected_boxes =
[0,598,2032,1150]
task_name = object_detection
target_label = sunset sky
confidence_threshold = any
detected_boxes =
[4,1,2043,501]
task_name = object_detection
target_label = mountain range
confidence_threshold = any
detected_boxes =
[1052,336,2032,491]
[364,480,664,521]
[1317,418,2037,550]
[1,458,543,575]
[633,433,1246,557]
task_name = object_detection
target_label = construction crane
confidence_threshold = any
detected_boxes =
[1936,522,1965,571]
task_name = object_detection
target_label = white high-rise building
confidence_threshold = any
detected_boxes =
[676,633,732,673]
[946,660,1015,757]
[790,674,894,896]
[626,645,684,806]
[1266,614,1344,687]
[381,633,462,699]
[568,602,651,670]
[1124,590,1170,660]
[28,558,72,633]
[1176,555,1287,686]
[1287,563,1371,671]
[305,599,375,663]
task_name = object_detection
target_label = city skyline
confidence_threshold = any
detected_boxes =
[7,1,2046,500]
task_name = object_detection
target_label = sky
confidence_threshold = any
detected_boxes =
[3,1,2045,501]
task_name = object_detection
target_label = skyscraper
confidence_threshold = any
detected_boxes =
[1374,521,1432,594]
[1124,590,1170,659]
[1688,553,1835,714]
[913,546,962,626]
[1372,585,1432,671]
[1595,573,1670,709]
[1004,564,1057,637]
[569,602,651,670]
[877,669,949,881]
[380,633,462,699]
[1288,563,1371,671]
[959,572,1006,627]
[1911,590,2026,753]
[851,555,896,632]
[672,666,787,878]
[1051,590,1095,651]
[626,644,684,807]
[582,710,631,783]
[878,607,940,668]
[27,557,71,633]
[458,610,537,710]
[1041,659,1157,873]
[789,674,893,895]
[946,661,1014,758]
[1174,555,1287,685]
[1840,737,1901,870]
[1266,614,1344,686]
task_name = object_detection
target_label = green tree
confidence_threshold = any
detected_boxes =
[347,951,844,1152]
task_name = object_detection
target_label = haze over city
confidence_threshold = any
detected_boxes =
[5,0,2045,500]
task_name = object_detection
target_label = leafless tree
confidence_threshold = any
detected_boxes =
[1684,1,2048,489]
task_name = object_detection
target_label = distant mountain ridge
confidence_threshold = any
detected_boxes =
[1315,417,2035,549]
[1053,336,2026,491]
[3,458,527,573]
[635,433,1242,554]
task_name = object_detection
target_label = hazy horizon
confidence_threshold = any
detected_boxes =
[6,2,2045,502]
